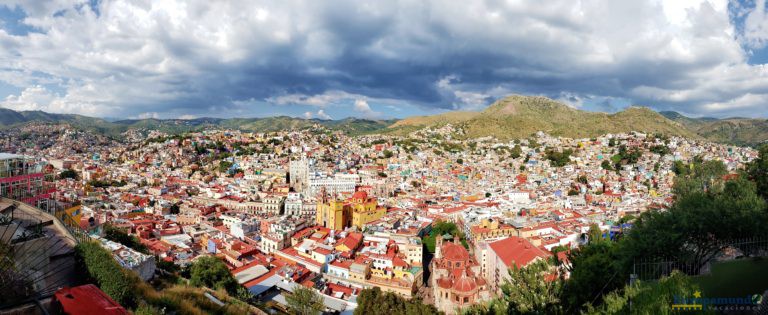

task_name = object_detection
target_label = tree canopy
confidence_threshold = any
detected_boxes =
[747,144,768,201]
[189,256,238,293]
[355,287,441,315]
[286,286,324,315]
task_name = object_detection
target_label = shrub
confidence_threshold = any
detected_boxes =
[75,241,136,306]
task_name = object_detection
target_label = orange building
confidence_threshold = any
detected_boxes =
[316,191,385,230]
[431,236,490,314]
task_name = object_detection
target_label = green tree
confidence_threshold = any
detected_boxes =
[672,160,727,197]
[600,160,612,171]
[545,148,573,167]
[103,224,150,254]
[286,286,324,315]
[585,271,710,315]
[59,169,79,180]
[502,259,563,314]
[510,145,522,159]
[649,145,671,156]
[466,260,563,314]
[75,241,136,306]
[218,160,233,173]
[747,144,768,201]
[355,287,441,315]
[563,238,624,310]
[189,256,238,293]
[624,177,767,274]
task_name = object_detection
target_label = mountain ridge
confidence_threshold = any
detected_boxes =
[391,95,699,141]
[2,95,767,146]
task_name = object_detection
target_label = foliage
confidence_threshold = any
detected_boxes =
[75,240,254,314]
[285,286,324,315]
[613,145,642,165]
[623,173,767,274]
[423,221,466,253]
[671,159,727,198]
[355,287,442,315]
[747,144,768,201]
[600,160,612,171]
[617,214,635,224]
[502,259,564,314]
[563,235,625,310]
[75,241,136,306]
[104,224,150,254]
[88,179,127,188]
[59,169,79,180]
[218,160,233,173]
[431,221,460,236]
[463,260,563,315]
[544,148,573,167]
[585,271,710,315]
[189,256,238,294]
[649,144,671,156]
[510,144,522,159]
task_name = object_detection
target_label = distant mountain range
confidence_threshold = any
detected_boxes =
[389,95,698,140]
[0,107,394,136]
[1,95,766,146]
[659,111,768,147]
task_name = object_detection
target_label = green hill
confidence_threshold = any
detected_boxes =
[0,108,394,137]
[661,111,768,146]
[390,95,697,140]
[3,96,767,146]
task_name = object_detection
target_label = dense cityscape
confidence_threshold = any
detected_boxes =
[3,1,768,314]
[1,119,767,314]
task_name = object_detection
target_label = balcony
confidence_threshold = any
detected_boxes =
[0,197,85,309]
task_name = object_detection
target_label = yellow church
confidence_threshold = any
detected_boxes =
[316,190,385,230]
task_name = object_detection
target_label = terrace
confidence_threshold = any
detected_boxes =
[0,197,86,309]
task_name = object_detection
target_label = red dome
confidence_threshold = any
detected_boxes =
[441,242,470,261]
[352,191,368,200]
[452,273,478,293]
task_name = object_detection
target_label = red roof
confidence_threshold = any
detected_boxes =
[441,241,469,261]
[488,237,551,269]
[452,272,478,293]
[352,190,368,200]
[54,284,128,315]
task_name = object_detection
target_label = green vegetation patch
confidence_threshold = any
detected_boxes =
[692,258,768,297]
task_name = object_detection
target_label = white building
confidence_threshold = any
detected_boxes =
[307,173,359,197]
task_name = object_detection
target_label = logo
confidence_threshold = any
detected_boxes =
[672,291,763,312]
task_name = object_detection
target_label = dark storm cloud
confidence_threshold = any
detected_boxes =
[0,0,767,118]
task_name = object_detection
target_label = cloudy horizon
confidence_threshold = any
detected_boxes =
[1,0,768,120]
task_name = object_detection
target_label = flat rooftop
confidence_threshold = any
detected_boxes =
[0,153,29,160]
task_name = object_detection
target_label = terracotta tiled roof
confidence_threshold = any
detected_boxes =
[488,236,551,269]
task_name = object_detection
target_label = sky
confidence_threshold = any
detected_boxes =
[1,0,768,120]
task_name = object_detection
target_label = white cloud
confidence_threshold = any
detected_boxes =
[740,0,768,49]
[1,85,58,111]
[0,0,766,118]
[267,90,356,107]
[178,114,197,119]
[316,109,331,120]
[352,99,381,118]
[137,112,160,119]
[303,111,313,119]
